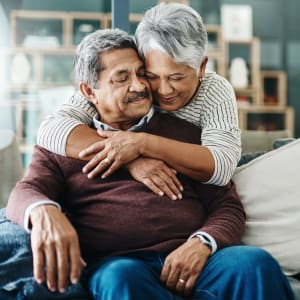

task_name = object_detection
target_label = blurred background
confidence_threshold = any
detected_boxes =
[0,0,299,169]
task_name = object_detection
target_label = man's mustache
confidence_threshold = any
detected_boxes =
[124,91,150,104]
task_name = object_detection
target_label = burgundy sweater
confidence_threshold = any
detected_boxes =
[7,112,245,262]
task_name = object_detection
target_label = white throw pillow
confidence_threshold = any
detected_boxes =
[233,139,300,276]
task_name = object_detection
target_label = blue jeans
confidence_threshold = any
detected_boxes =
[86,247,295,300]
[0,208,90,300]
[0,208,294,300]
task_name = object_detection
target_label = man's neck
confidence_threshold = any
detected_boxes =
[93,106,155,132]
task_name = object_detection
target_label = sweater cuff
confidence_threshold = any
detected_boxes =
[24,200,61,232]
[188,231,217,255]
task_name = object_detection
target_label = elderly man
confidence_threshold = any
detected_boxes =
[6,29,294,300]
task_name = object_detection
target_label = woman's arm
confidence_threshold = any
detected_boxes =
[79,130,215,182]
[37,92,99,157]
[199,75,241,186]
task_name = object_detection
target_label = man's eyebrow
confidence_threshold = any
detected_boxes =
[113,69,129,76]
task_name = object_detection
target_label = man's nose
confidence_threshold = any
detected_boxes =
[129,75,146,92]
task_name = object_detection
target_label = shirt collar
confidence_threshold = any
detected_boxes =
[93,106,155,132]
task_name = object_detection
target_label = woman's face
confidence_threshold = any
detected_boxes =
[145,49,204,111]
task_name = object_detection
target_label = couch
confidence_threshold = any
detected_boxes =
[0,130,23,208]
[0,129,299,299]
[236,130,300,299]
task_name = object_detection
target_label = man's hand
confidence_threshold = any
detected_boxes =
[126,157,183,200]
[160,237,211,297]
[79,131,143,179]
[30,205,86,293]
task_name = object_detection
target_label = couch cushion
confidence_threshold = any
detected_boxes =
[241,130,292,152]
[233,138,300,276]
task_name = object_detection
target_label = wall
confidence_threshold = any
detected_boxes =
[3,0,300,137]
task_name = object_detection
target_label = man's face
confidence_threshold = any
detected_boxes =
[91,48,152,130]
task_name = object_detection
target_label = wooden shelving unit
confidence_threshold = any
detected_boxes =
[206,25,226,77]
[238,106,294,136]
[260,70,287,106]
[6,11,295,167]
[224,37,261,106]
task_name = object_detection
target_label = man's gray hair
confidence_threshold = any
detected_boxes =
[74,28,137,88]
[135,3,208,73]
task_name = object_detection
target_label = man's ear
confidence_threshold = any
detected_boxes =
[79,82,98,105]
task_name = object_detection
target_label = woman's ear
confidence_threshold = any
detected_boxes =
[199,56,208,80]
[80,82,98,105]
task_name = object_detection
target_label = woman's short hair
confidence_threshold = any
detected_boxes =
[74,28,137,88]
[135,3,208,73]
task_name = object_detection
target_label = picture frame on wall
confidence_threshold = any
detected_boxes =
[221,4,253,41]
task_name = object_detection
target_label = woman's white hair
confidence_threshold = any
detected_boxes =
[135,3,208,74]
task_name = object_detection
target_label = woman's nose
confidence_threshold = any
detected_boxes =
[158,79,173,95]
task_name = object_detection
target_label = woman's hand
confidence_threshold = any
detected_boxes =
[79,130,144,179]
[160,238,211,297]
[126,157,183,200]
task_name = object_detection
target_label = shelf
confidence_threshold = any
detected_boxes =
[225,37,261,105]
[206,25,226,76]
[260,70,287,106]
[10,10,111,48]
[238,106,294,136]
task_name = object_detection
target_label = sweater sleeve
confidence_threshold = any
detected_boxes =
[37,92,97,156]
[6,146,65,227]
[193,181,246,249]
[201,76,241,186]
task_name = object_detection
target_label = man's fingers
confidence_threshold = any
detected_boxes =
[57,244,70,293]
[32,245,45,284]
[69,241,85,285]
[45,243,58,292]
[183,274,198,297]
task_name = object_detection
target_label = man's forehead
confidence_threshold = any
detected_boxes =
[100,49,144,73]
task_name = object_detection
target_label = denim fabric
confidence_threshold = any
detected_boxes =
[0,208,91,300]
[87,246,295,300]
[0,208,32,291]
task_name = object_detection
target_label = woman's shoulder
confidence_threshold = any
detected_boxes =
[203,72,233,91]
[201,72,235,102]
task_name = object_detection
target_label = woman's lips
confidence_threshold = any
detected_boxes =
[158,97,176,104]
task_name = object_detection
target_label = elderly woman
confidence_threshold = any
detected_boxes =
[37,3,241,199]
